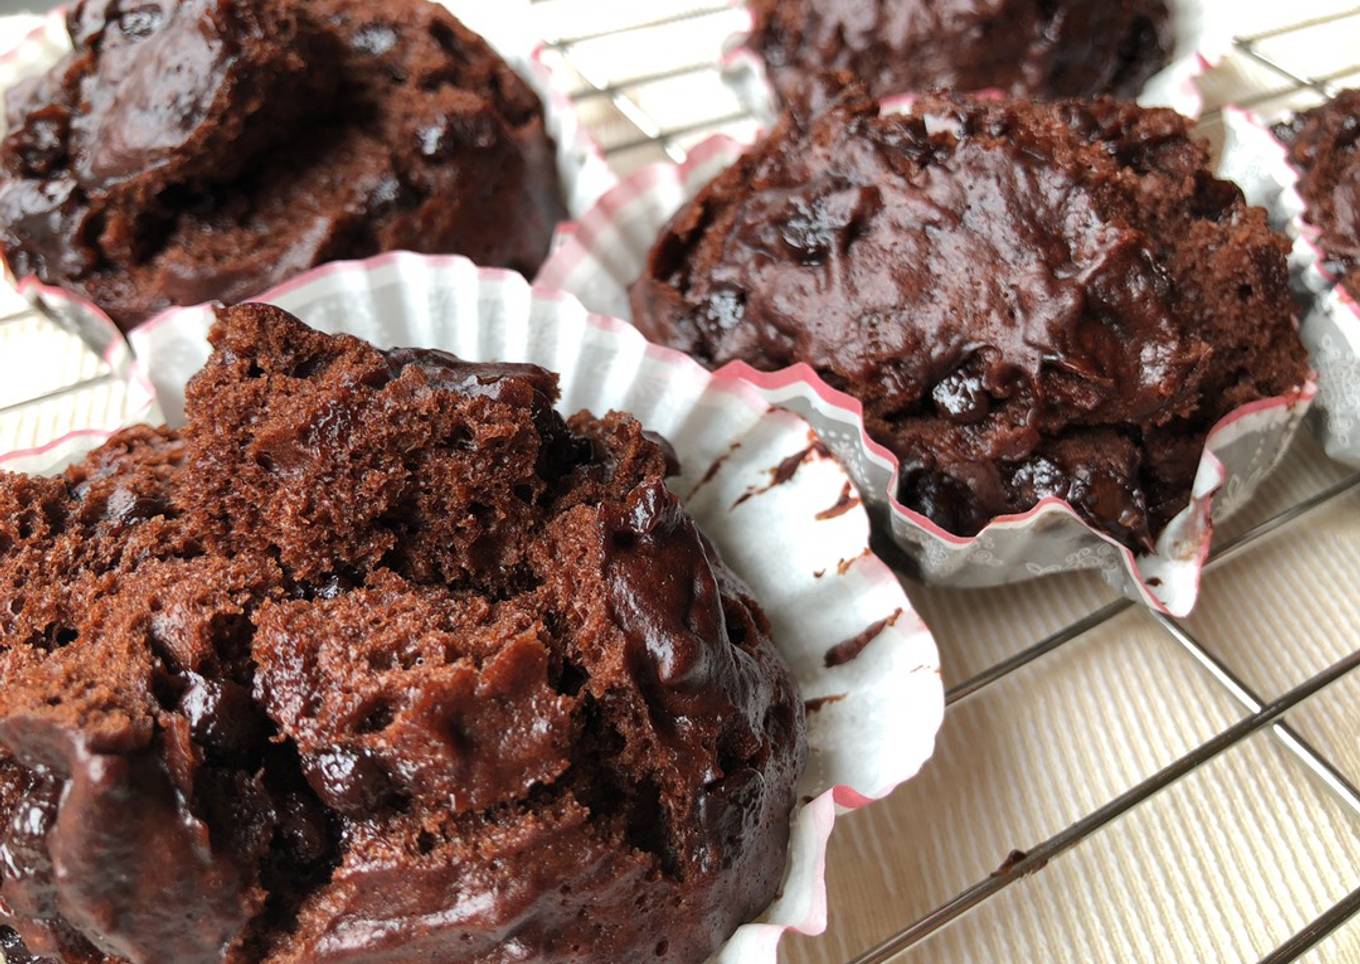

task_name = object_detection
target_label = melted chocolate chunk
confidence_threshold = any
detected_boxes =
[0,304,805,963]
[297,747,393,817]
[0,0,567,333]
[0,720,261,964]
[748,0,1174,107]
[178,675,267,763]
[631,92,1309,548]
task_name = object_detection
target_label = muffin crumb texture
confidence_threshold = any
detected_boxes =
[0,305,805,963]
[630,91,1310,548]
[747,0,1174,106]
[1274,90,1360,297]
[0,0,568,332]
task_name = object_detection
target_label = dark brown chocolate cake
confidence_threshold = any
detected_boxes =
[0,0,568,333]
[747,0,1174,107]
[1273,90,1360,297]
[631,90,1310,549]
[0,306,806,963]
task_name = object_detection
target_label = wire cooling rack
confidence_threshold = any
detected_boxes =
[1,2,1359,963]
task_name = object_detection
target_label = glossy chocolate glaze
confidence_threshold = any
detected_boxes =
[0,305,806,963]
[747,0,1174,106]
[630,91,1309,548]
[1273,90,1360,298]
[0,721,263,963]
[0,0,567,332]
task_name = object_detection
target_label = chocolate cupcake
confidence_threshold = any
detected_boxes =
[0,0,568,333]
[746,0,1175,107]
[0,305,806,962]
[1273,90,1360,298]
[630,90,1310,550]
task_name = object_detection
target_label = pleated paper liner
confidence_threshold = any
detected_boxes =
[1220,106,1360,468]
[538,134,1317,617]
[0,252,944,964]
[719,0,1232,126]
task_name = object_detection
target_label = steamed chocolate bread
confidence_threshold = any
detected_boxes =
[1274,90,1360,298]
[748,0,1174,105]
[0,306,805,963]
[631,91,1309,548]
[0,0,568,331]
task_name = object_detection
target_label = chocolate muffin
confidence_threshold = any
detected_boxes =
[631,90,1310,549]
[0,0,568,333]
[0,306,806,962]
[747,0,1174,106]
[1273,90,1360,298]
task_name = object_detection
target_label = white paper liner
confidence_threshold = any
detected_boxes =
[538,135,1318,617]
[1219,107,1360,468]
[0,252,944,964]
[719,0,1231,124]
[0,3,616,374]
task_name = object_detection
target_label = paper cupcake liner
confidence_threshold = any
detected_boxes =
[0,251,944,963]
[538,135,1317,617]
[719,0,1230,125]
[1220,107,1360,467]
[1299,286,1360,465]
[0,2,616,442]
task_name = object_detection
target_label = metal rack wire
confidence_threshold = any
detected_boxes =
[0,298,142,457]
[1,2,1359,962]
[526,3,1360,962]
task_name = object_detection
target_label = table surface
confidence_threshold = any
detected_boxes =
[1,2,1359,963]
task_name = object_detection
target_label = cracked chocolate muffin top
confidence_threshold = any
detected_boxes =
[0,0,568,333]
[0,305,806,963]
[1273,90,1360,298]
[746,0,1175,107]
[630,90,1310,549]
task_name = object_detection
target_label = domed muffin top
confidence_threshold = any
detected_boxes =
[747,0,1174,106]
[0,305,805,964]
[631,91,1309,547]
[0,0,568,332]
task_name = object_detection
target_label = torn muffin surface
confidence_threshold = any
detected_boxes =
[631,91,1309,548]
[0,305,806,964]
[0,0,568,332]
[747,0,1174,107]
[1274,89,1360,298]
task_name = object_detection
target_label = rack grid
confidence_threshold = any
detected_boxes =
[1,2,1359,962]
